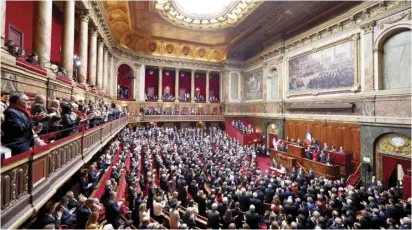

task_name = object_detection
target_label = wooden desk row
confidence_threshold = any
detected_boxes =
[270,150,340,180]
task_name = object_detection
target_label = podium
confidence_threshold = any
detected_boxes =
[287,145,305,158]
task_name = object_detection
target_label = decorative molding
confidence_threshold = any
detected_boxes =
[378,10,411,29]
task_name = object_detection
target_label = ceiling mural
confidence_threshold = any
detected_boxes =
[100,1,361,61]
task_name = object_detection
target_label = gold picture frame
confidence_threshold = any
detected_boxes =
[285,33,360,98]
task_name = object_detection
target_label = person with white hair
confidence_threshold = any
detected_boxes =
[245,204,261,229]
[207,203,220,229]
[249,192,263,215]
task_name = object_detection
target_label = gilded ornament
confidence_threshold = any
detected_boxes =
[198,49,206,57]
[149,43,157,52]
[183,46,190,55]
[166,44,174,54]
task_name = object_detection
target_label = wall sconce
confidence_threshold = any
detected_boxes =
[180,73,185,77]
[149,70,154,75]
[165,71,170,76]
[196,88,199,91]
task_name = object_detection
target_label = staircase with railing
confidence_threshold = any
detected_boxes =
[346,163,362,187]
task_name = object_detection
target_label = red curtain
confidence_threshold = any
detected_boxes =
[145,68,159,97]
[5,1,35,54]
[179,71,191,96]
[382,156,399,185]
[117,64,133,99]
[209,73,220,100]
[399,159,411,174]
[51,5,63,63]
[194,72,206,98]
[162,70,175,97]
[269,133,278,148]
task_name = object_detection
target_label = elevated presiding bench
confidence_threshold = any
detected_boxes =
[271,150,340,180]
[0,117,131,229]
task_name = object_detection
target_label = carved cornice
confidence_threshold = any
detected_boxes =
[245,1,411,67]
[360,20,376,34]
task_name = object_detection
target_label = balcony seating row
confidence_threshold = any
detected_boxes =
[0,117,130,229]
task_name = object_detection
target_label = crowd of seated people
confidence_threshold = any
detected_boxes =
[140,107,209,116]
[0,91,125,156]
[194,93,205,102]
[231,120,255,134]
[92,125,410,230]
[209,96,219,102]
[145,94,158,101]
[179,93,191,102]
[162,93,176,101]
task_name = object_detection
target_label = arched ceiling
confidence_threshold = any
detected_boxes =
[101,1,361,62]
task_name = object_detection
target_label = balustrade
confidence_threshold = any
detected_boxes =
[0,117,129,229]
[141,114,225,122]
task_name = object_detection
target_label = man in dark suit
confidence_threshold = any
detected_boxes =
[218,198,228,218]
[197,192,207,217]
[1,92,45,155]
[264,185,275,203]
[249,192,263,215]
[207,203,221,229]
[105,191,122,229]
[239,189,250,212]
[30,94,50,134]
[160,174,170,194]
[29,201,62,229]
[232,202,244,229]
[245,205,261,230]
[76,197,94,229]
[88,165,100,188]
[101,180,114,206]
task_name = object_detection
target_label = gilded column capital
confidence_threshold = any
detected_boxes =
[134,63,142,69]
[191,69,196,74]
[97,37,104,46]
[89,26,98,36]
[79,9,90,22]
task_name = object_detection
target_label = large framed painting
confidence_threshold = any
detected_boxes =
[287,34,360,97]
[244,68,263,101]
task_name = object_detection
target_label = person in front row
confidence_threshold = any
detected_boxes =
[280,142,287,152]
[326,153,333,165]
[331,145,337,151]
[339,146,345,153]
[296,138,302,146]
[305,147,312,160]
[312,150,319,162]
[319,151,326,164]
[323,143,329,151]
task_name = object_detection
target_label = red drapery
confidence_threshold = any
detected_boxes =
[382,156,399,187]
[209,73,220,100]
[179,71,191,97]
[162,70,175,98]
[194,72,206,98]
[145,68,159,97]
[117,64,133,99]
[268,133,278,148]
[398,158,411,174]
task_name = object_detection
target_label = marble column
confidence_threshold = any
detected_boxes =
[61,0,75,80]
[175,68,179,102]
[108,54,113,95]
[219,72,223,102]
[103,48,108,91]
[134,63,141,101]
[33,0,53,66]
[88,27,98,86]
[78,10,89,84]
[96,38,104,90]
[191,70,195,103]
[0,0,6,46]
[158,67,163,101]
[206,71,210,103]
[361,21,376,91]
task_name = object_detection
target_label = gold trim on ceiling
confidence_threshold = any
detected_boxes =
[153,0,260,30]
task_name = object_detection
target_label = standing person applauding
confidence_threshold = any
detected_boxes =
[2,92,46,155]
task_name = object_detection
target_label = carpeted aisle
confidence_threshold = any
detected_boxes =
[256,156,271,175]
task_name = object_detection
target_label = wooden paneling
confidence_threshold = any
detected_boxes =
[32,159,45,185]
[285,120,360,163]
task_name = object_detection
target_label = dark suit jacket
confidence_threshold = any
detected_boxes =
[231,208,244,229]
[245,211,261,229]
[1,107,37,155]
[197,197,207,217]
[29,213,60,229]
[239,194,250,211]
[76,205,92,229]
[207,211,221,229]
[105,199,121,228]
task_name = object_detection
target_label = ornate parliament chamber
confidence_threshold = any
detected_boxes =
[0,0,411,229]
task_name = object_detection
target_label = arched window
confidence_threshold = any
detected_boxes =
[382,30,411,90]
[268,68,278,99]
[117,64,134,99]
